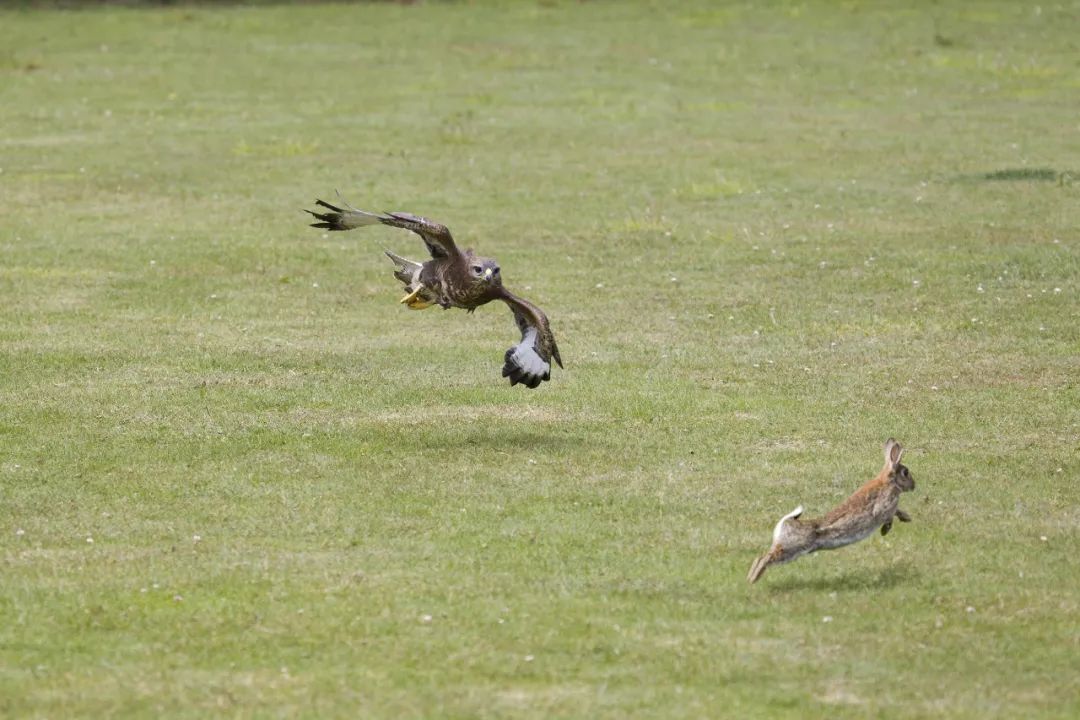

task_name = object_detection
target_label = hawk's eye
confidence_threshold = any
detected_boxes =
[471,265,482,274]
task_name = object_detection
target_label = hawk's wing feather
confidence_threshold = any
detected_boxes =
[382,211,458,260]
[305,198,459,260]
[497,289,562,389]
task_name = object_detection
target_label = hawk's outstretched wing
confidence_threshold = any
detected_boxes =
[305,199,459,260]
[497,289,562,389]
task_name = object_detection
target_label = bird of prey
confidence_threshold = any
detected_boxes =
[305,197,562,389]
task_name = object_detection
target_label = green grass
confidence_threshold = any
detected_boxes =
[1,1,1078,717]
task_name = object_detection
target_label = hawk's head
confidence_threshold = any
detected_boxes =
[468,257,502,287]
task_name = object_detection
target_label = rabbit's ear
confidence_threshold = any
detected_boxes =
[884,438,904,468]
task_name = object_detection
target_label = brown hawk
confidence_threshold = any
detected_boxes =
[305,198,562,389]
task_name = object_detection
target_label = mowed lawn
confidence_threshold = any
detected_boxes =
[1,1,1077,717]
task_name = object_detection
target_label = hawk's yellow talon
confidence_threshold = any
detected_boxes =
[400,285,432,309]
[400,286,424,304]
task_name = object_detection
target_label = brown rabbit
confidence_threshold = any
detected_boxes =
[747,439,915,584]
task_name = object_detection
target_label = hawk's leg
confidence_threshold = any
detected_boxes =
[400,285,433,310]
[896,509,912,522]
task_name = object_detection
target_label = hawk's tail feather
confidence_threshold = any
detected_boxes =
[385,250,422,286]
[384,250,419,270]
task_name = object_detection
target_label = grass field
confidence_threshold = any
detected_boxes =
[1,1,1078,717]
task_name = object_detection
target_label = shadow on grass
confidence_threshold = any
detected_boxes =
[765,562,918,594]
[955,168,1076,184]
[418,427,580,453]
[983,168,1063,182]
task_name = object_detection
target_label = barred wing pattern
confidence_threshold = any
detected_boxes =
[305,199,459,260]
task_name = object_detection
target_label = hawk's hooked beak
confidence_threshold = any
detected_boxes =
[483,268,493,280]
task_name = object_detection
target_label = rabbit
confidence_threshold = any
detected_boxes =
[747,438,915,584]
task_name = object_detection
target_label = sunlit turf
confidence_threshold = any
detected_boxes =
[1,1,1077,717]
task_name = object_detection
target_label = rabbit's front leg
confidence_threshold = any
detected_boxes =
[880,520,893,536]
[895,509,911,522]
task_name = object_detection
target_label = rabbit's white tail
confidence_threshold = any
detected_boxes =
[749,505,806,584]
[772,505,804,544]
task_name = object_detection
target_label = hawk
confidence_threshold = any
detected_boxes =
[305,198,562,389]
